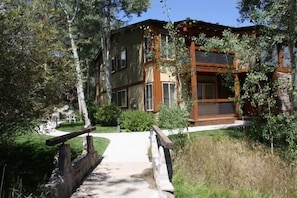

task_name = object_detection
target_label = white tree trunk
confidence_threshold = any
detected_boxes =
[67,19,91,128]
[100,15,112,104]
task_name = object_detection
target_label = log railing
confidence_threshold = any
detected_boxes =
[151,125,174,196]
[45,126,99,198]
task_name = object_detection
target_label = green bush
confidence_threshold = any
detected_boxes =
[120,110,155,132]
[158,105,188,130]
[86,100,98,125]
[95,104,121,126]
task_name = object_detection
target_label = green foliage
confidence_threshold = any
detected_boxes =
[158,105,188,130]
[120,110,155,132]
[0,1,75,142]
[95,104,121,126]
[247,112,297,162]
[86,101,99,125]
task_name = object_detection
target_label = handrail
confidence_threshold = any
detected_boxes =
[46,126,96,146]
[152,125,173,149]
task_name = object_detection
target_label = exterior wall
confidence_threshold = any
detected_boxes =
[128,84,144,110]
[145,63,154,83]
[159,66,176,82]
[110,29,143,88]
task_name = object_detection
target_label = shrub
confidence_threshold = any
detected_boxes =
[158,105,188,130]
[86,100,98,125]
[95,104,121,126]
[120,110,155,132]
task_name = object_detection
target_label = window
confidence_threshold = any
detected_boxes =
[261,45,278,67]
[117,50,126,70]
[145,83,153,110]
[144,36,152,62]
[283,45,297,68]
[117,89,127,107]
[198,83,215,99]
[162,82,176,107]
[160,34,175,60]
[111,57,116,73]
[111,91,116,104]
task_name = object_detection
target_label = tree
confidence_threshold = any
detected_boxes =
[0,0,75,143]
[238,0,297,103]
[98,0,150,104]
[59,0,92,128]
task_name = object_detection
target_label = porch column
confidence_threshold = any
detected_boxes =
[153,64,162,112]
[234,74,240,116]
[190,41,198,120]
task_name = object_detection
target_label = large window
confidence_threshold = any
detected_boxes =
[283,45,297,68]
[198,83,215,99]
[117,89,127,107]
[160,34,175,60]
[117,50,126,70]
[162,82,176,107]
[111,49,127,73]
[145,83,153,110]
[144,36,152,62]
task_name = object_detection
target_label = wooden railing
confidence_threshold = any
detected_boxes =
[45,126,99,198]
[46,126,96,146]
[151,125,174,196]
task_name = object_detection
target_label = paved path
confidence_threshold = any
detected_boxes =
[70,132,159,198]
[47,120,248,198]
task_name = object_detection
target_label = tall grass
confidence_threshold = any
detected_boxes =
[173,129,297,198]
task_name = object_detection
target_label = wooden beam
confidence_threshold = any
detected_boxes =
[46,126,96,146]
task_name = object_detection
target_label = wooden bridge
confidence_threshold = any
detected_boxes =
[45,125,174,198]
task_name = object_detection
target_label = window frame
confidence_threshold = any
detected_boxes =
[144,35,152,63]
[160,34,175,60]
[117,49,127,70]
[162,82,176,107]
[117,89,127,107]
[145,83,153,111]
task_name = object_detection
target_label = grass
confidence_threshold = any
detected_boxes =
[56,121,118,133]
[172,128,297,198]
[0,132,109,197]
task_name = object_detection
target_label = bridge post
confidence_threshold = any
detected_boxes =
[58,144,71,176]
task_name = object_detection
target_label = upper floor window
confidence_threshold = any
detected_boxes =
[261,45,278,67]
[144,36,152,62]
[283,45,297,68]
[162,82,176,107]
[160,34,175,60]
[111,57,116,73]
[145,83,153,111]
[117,50,126,70]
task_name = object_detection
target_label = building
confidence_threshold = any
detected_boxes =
[94,19,293,126]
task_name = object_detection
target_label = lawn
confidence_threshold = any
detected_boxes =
[171,128,297,198]
[0,132,109,197]
[56,121,118,133]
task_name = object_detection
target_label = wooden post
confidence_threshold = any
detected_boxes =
[58,144,71,176]
[190,41,198,120]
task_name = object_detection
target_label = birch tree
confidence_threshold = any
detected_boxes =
[98,0,150,104]
[60,1,92,127]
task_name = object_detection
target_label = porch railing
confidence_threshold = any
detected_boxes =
[198,99,235,116]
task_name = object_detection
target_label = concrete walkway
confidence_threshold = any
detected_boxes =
[70,132,158,198]
[47,121,248,198]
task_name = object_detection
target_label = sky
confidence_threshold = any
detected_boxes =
[128,0,253,27]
